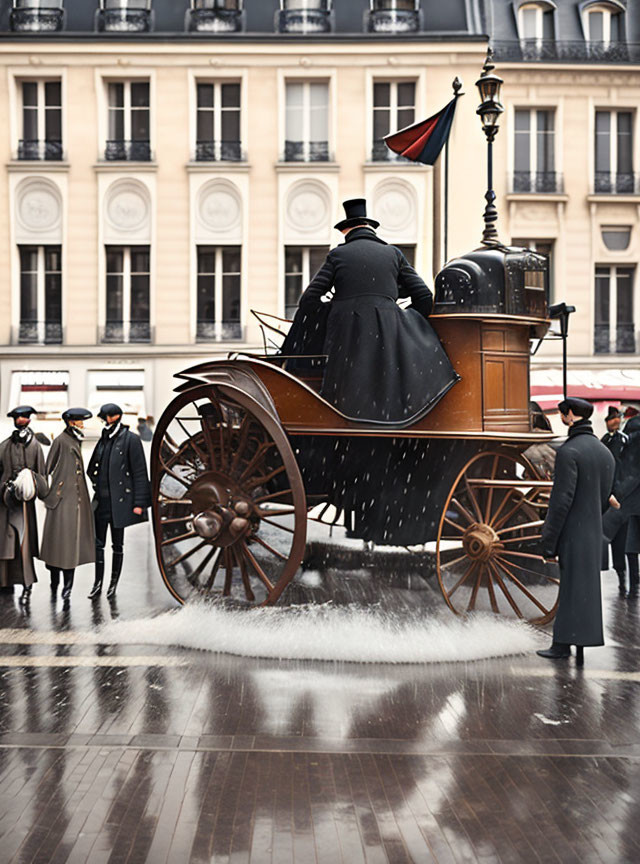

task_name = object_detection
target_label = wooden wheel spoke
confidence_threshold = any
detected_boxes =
[250,534,288,562]
[186,546,218,587]
[451,497,476,527]
[198,408,220,469]
[257,507,297,518]
[488,561,523,618]
[161,530,197,547]
[203,548,223,591]
[159,497,193,505]
[494,558,551,613]
[176,418,208,466]
[497,520,544,536]
[463,476,484,523]
[168,539,209,569]
[499,534,542,546]
[467,565,484,612]
[159,458,192,489]
[439,552,468,570]
[443,517,465,534]
[247,464,287,490]
[486,567,500,614]
[447,561,477,599]
[239,442,277,483]
[488,488,515,528]
[484,454,500,522]
[492,491,540,532]
[254,488,294,505]
[259,516,295,535]
[499,550,546,563]
[232,544,255,601]
[241,542,274,592]
[497,556,560,585]
[160,515,192,526]
[223,548,233,596]
[229,414,252,478]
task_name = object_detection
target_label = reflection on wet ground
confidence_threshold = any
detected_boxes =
[1,522,639,863]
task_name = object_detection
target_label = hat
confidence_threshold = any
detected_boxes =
[334,198,380,232]
[558,397,593,420]
[7,405,37,419]
[62,407,92,423]
[605,406,621,422]
[623,405,640,419]
[98,403,123,420]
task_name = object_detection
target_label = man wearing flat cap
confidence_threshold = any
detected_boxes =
[40,409,95,602]
[600,406,631,595]
[539,397,615,663]
[87,403,151,600]
[0,406,46,598]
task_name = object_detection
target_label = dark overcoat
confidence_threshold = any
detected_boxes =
[40,429,95,570]
[280,227,459,424]
[0,431,46,587]
[87,425,151,529]
[541,421,615,646]
[603,415,640,554]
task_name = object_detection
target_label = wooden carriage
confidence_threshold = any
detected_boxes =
[151,244,561,624]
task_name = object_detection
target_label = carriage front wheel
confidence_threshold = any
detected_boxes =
[436,450,559,625]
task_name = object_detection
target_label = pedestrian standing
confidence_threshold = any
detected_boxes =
[604,413,640,600]
[538,397,615,664]
[600,406,630,595]
[40,409,95,602]
[86,403,151,600]
[0,406,46,601]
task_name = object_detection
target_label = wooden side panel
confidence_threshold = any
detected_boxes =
[481,323,530,432]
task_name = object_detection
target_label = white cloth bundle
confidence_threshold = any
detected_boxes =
[13,468,36,502]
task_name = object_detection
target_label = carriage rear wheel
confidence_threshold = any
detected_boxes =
[152,385,307,605]
[436,450,559,625]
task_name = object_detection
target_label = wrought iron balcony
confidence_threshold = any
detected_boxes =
[594,323,636,355]
[283,140,330,162]
[511,172,564,194]
[195,140,244,162]
[15,321,63,346]
[187,8,243,32]
[100,321,152,344]
[104,139,152,162]
[367,9,420,33]
[594,172,640,194]
[492,40,638,64]
[96,9,151,32]
[196,321,243,342]
[10,7,64,32]
[17,139,63,161]
[276,9,331,34]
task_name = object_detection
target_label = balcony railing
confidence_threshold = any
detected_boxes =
[10,8,64,32]
[493,40,639,63]
[14,321,63,346]
[96,9,151,32]
[366,9,420,33]
[283,140,330,162]
[594,172,640,194]
[17,139,63,161]
[100,321,152,344]
[595,323,636,355]
[104,139,152,162]
[195,140,244,162]
[276,9,331,33]
[511,172,564,194]
[187,8,243,32]
[196,321,243,342]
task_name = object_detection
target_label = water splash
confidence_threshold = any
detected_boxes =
[98,602,545,665]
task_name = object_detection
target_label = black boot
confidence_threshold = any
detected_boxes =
[19,585,32,605]
[106,552,124,600]
[627,555,639,600]
[48,567,60,596]
[616,569,627,597]
[537,641,571,659]
[88,547,105,599]
[61,569,75,601]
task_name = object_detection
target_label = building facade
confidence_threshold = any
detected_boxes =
[0,0,638,430]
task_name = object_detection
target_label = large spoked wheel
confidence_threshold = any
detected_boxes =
[152,385,307,606]
[436,450,559,625]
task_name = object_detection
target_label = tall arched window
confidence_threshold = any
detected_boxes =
[583,2,623,44]
[517,2,555,41]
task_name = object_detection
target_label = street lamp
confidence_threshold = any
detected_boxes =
[475,48,504,246]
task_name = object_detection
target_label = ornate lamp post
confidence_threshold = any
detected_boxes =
[475,48,504,247]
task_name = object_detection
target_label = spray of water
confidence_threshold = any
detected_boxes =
[98,602,545,664]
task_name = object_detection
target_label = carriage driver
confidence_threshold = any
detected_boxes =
[280,198,459,425]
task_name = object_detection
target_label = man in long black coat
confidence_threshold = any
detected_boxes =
[604,414,640,600]
[539,398,615,662]
[600,406,630,595]
[86,403,151,600]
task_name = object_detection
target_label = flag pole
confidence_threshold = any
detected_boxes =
[444,77,463,266]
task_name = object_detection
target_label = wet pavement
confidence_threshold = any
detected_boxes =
[1,522,639,864]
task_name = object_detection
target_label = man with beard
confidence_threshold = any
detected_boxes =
[0,406,46,600]
[538,398,615,664]
[86,403,151,600]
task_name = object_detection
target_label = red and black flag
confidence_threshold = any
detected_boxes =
[384,96,458,165]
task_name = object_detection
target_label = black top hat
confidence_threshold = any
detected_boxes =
[98,403,123,420]
[558,397,593,420]
[605,406,621,422]
[62,407,92,423]
[334,198,380,232]
[7,405,36,419]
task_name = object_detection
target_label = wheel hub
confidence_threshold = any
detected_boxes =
[462,523,501,562]
[189,472,256,547]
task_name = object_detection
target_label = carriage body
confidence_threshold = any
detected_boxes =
[152,246,560,623]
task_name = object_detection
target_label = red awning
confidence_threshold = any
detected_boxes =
[531,369,640,411]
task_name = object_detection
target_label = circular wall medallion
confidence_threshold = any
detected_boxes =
[17,182,61,233]
[373,182,416,234]
[106,184,150,233]
[286,182,330,233]
[198,184,242,233]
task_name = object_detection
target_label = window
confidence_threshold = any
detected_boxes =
[284,81,329,162]
[10,372,69,420]
[585,5,622,44]
[196,246,242,341]
[595,110,634,193]
[518,3,554,40]
[104,246,151,343]
[595,266,635,354]
[98,0,152,33]
[10,0,64,32]
[602,226,631,251]
[18,246,62,345]
[18,80,62,161]
[513,109,558,192]
[511,238,554,301]
[277,0,332,34]
[195,82,242,162]
[188,0,243,33]
[367,0,420,33]
[105,81,150,161]
[284,246,329,318]
[372,81,416,161]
